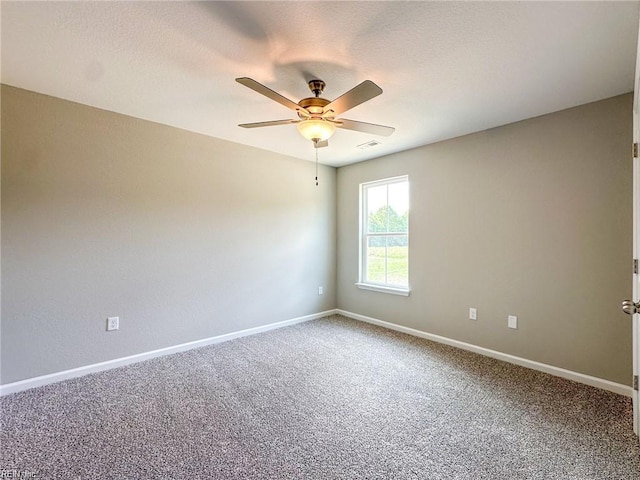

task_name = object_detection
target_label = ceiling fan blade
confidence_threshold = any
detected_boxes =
[236,77,307,114]
[336,119,395,137]
[238,119,299,128]
[323,80,383,117]
[314,140,329,149]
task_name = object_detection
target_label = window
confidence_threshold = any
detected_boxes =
[357,176,409,295]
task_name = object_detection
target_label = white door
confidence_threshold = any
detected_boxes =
[621,13,640,438]
[631,18,640,436]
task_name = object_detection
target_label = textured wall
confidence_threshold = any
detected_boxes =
[1,85,336,384]
[336,94,633,385]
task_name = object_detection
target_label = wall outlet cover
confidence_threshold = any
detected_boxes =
[508,315,518,329]
[469,308,477,320]
[107,316,119,331]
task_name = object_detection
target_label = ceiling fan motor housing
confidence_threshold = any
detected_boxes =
[297,97,331,119]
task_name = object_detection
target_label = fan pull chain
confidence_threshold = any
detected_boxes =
[315,145,319,186]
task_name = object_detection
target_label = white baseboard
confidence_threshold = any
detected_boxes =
[4,308,631,398]
[336,309,633,397]
[0,309,337,397]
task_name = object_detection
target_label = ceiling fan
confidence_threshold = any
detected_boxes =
[236,77,395,148]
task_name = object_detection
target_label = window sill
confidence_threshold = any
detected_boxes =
[355,283,411,296]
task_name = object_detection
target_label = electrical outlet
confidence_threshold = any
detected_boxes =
[508,315,518,329]
[318,286,323,295]
[107,316,119,331]
[469,308,477,320]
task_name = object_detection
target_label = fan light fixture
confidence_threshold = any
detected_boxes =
[236,77,395,148]
[296,119,336,142]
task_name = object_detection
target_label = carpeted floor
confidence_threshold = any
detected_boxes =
[1,314,639,479]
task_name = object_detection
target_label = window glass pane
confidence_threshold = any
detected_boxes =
[388,181,409,233]
[386,235,408,286]
[366,236,386,283]
[360,176,409,291]
[367,185,388,233]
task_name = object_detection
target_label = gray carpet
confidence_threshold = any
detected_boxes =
[1,314,639,479]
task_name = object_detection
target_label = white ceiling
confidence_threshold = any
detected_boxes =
[1,1,639,167]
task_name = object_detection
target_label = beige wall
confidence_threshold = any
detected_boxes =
[1,85,633,387]
[336,94,633,385]
[1,85,337,384]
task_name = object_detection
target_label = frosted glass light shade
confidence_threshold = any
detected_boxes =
[296,119,336,142]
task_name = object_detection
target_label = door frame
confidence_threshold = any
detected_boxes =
[632,14,640,435]
[633,104,639,437]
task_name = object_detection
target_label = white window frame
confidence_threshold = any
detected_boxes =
[356,175,410,296]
